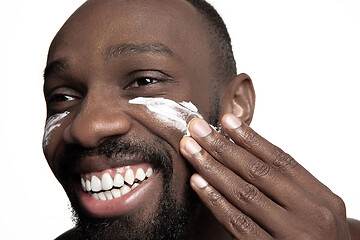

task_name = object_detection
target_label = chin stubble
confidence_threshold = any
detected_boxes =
[60,138,199,240]
[71,178,199,240]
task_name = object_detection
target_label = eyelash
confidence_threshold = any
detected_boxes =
[45,93,80,115]
[126,77,160,89]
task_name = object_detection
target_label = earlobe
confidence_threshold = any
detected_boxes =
[222,73,256,124]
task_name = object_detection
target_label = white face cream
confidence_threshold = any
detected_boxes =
[43,111,70,148]
[129,97,203,134]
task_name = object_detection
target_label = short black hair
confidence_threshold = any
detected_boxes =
[185,0,237,80]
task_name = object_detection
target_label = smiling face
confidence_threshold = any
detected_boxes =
[43,0,230,239]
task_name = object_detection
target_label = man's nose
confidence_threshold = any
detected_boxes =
[63,96,131,148]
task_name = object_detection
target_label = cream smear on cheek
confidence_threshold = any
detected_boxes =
[129,97,203,135]
[43,111,70,148]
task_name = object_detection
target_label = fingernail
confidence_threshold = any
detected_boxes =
[185,115,200,136]
[186,113,203,125]
[224,114,242,129]
[191,119,212,137]
[192,174,208,189]
[185,138,202,154]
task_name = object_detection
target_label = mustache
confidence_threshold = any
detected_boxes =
[57,136,173,181]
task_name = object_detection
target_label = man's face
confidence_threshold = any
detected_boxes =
[43,0,219,239]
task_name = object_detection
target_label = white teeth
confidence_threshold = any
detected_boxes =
[146,167,153,177]
[81,178,86,191]
[111,189,121,198]
[91,175,102,192]
[135,168,146,181]
[98,192,106,201]
[104,190,113,200]
[83,166,152,200]
[86,179,91,192]
[113,173,124,187]
[120,185,131,195]
[92,193,99,200]
[124,169,135,185]
[101,173,113,191]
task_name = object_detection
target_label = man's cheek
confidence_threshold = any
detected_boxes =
[43,111,70,168]
[43,111,70,148]
[128,97,203,136]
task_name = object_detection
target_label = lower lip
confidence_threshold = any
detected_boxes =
[76,173,161,218]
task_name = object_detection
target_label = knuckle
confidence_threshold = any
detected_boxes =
[271,148,297,171]
[228,213,253,234]
[233,183,259,204]
[197,155,216,173]
[316,205,338,231]
[331,194,347,217]
[206,189,224,208]
[239,130,258,149]
[248,159,271,180]
[211,136,228,157]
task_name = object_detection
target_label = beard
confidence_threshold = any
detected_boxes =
[57,136,200,240]
[72,177,199,240]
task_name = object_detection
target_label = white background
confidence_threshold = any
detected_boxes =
[1,0,359,239]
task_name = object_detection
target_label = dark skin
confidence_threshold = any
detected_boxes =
[44,0,360,239]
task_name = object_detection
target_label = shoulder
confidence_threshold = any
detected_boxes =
[55,228,78,240]
[348,218,360,239]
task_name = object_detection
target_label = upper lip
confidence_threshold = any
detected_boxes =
[73,155,148,174]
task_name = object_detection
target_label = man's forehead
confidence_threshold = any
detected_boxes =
[48,0,209,62]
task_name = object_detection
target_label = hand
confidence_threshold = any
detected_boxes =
[180,113,350,239]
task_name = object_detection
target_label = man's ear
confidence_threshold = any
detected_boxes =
[222,73,256,124]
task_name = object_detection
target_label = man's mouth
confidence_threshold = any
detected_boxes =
[80,165,153,201]
[75,163,162,218]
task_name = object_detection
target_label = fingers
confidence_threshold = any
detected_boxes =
[221,113,299,172]
[180,136,288,234]
[190,173,273,240]
[182,119,306,209]
[221,113,335,200]
[181,115,349,239]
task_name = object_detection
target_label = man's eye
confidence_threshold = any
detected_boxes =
[49,94,77,103]
[128,77,159,88]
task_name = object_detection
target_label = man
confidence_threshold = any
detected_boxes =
[43,0,360,239]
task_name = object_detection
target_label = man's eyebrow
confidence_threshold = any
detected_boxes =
[43,59,69,80]
[105,43,174,60]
